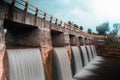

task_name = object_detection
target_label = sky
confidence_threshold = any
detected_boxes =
[23,0,120,34]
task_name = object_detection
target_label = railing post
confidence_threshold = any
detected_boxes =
[67,24,69,29]
[60,20,62,26]
[55,18,58,24]
[35,7,38,16]
[24,1,28,11]
[43,12,46,20]
[71,24,73,30]
[11,0,16,5]
[77,28,80,32]
[50,16,52,23]
[64,22,66,28]
[69,24,71,30]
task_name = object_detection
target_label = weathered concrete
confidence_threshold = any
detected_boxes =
[64,33,72,64]
[39,20,53,80]
[4,20,40,47]
[0,19,6,80]
[51,30,64,47]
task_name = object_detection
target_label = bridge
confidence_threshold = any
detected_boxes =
[0,0,105,80]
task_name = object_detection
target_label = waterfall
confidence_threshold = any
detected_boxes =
[52,47,73,80]
[71,46,83,74]
[80,46,89,66]
[7,48,45,80]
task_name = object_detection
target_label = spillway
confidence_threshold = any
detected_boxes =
[52,47,73,80]
[7,48,45,80]
[71,46,83,74]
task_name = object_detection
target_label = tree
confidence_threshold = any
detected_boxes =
[106,23,120,44]
[68,21,73,25]
[80,26,83,30]
[109,30,117,36]
[96,25,105,35]
[87,28,92,34]
[113,23,120,35]
[96,22,109,35]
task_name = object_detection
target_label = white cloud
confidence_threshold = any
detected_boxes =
[68,8,99,31]
[93,0,120,22]
[92,0,120,32]
[34,0,120,34]
[54,0,120,33]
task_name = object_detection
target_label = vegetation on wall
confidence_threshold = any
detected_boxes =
[68,21,84,30]
[87,28,92,34]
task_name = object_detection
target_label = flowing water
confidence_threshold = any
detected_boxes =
[80,46,89,66]
[71,46,83,74]
[86,46,93,61]
[53,47,73,80]
[7,48,45,80]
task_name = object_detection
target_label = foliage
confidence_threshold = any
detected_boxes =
[80,26,83,30]
[113,23,120,35]
[105,23,120,46]
[68,21,73,25]
[96,22,109,35]
[98,36,120,50]
[113,23,120,31]
[108,30,117,36]
[87,28,92,34]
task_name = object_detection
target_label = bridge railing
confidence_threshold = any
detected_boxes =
[2,0,105,39]
[3,0,83,31]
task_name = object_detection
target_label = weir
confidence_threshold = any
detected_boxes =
[4,19,45,80]
[86,46,93,61]
[71,46,83,75]
[0,0,108,80]
[52,47,73,80]
[7,48,45,80]
[80,46,89,66]
[3,15,43,80]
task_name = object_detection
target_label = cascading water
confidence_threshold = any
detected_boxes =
[52,47,73,80]
[71,46,83,74]
[80,46,89,66]
[7,48,45,80]
[86,46,93,61]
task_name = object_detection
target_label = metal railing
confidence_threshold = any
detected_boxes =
[3,0,81,32]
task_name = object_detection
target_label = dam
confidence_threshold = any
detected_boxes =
[1,0,120,80]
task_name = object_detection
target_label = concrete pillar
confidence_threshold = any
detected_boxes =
[39,20,52,80]
[79,37,84,46]
[0,19,6,80]
[84,37,87,45]
[76,37,80,46]
[64,33,72,64]
[69,35,76,46]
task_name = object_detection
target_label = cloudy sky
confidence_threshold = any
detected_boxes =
[24,0,120,33]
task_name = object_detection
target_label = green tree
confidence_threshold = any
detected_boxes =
[96,22,109,35]
[87,28,92,34]
[80,26,83,30]
[106,23,120,44]
[68,21,73,25]
[113,23,120,35]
